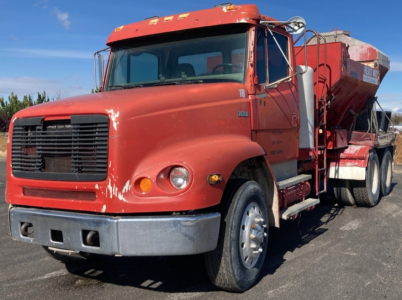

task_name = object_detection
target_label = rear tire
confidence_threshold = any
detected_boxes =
[352,150,381,207]
[332,179,355,206]
[204,180,269,292]
[380,149,393,196]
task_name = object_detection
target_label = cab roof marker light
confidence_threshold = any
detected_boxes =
[114,26,124,32]
[178,13,190,20]
[225,4,237,11]
[164,16,174,22]
[149,19,159,25]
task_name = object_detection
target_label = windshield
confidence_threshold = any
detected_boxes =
[105,25,248,90]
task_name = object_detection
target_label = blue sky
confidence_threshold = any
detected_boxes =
[1,0,401,110]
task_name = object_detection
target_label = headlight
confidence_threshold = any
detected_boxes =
[170,167,189,190]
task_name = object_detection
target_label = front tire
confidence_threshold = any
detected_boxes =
[352,150,381,207]
[204,180,269,292]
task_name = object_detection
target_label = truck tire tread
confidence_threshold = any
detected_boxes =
[352,150,380,207]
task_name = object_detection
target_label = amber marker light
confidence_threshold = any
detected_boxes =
[207,174,222,185]
[226,5,237,11]
[137,178,152,193]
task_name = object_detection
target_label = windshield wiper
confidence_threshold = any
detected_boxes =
[153,80,203,86]
[108,84,144,90]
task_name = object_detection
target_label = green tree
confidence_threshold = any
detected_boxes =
[0,91,52,132]
[391,113,402,125]
[35,91,50,104]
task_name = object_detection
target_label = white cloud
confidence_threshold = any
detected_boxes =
[53,7,71,30]
[0,48,92,59]
[0,77,86,100]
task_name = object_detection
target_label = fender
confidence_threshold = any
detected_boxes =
[327,145,371,180]
[130,134,266,211]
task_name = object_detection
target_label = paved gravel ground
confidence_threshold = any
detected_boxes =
[1,158,402,300]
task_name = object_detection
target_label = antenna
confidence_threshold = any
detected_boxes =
[286,16,306,35]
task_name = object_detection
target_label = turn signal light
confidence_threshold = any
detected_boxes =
[208,174,222,185]
[138,178,152,193]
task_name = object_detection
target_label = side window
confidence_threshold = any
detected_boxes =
[256,27,267,84]
[267,32,288,82]
[129,52,158,83]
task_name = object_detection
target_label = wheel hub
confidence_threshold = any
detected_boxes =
[239,202,267,269]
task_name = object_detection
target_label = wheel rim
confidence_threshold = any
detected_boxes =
[239,202,267,269]
[370,158,379,194]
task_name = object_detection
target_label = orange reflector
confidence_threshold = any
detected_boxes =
[139,178,152,193]
[114,26,124,32]
[208,174,222,185]
[226,5,237,11]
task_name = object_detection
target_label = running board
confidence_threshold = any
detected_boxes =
[277,174,312,190]
[280,198,320,220]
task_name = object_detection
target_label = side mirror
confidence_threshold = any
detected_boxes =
[285,16,306,35]
[97,54,104,89]
[93,48,110,92]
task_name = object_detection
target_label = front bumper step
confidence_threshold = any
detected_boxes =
[9,207,221,256]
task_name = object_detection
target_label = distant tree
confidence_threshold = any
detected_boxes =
[0,91,52,132]
[391,113,402,125]
[35,91,50,104]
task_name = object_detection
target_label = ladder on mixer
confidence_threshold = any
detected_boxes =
[295,30,328,195]
[313,32,328,195]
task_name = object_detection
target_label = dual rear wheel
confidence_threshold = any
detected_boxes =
[332,148,393,207]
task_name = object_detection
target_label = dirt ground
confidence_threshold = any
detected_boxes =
[0,135,7,157]
[394,133,402,164]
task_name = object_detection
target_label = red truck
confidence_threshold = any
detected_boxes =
[6,3,394,292]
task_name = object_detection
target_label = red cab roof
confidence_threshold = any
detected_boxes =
[106,4,275,45]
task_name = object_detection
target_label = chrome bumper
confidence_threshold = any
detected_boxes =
[9,207,221,256]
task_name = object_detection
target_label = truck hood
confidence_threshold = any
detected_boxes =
[13,83,248,121]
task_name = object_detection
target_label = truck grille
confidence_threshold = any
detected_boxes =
[11,115,109,181]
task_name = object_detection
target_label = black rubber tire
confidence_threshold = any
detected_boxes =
[352,150,381,207]
[204,180,269,292]
[332,179,355,206]
[380,149,393,196]
[42,246,93,264]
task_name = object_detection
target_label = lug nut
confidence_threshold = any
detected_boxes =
[250,233,256,239]
[264,232,268,237]
[258,247,263,253]
[262,224,267,228]
[250,243,257,249]
[255,217,264,223]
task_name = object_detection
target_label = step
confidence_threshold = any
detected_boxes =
[277,174,312,190]
[280,198,320,220]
